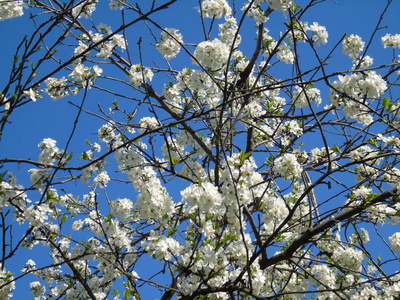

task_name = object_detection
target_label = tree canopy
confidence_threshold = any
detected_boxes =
[1,0,400,299]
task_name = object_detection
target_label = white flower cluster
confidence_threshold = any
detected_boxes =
[44,77,69,100]
[30,281,46,299]
[310,147,337,164]
[98,123,115,144]
[93,170,110,188]
[342,34,365,61]
[219,17,241,47]
[0,0,24,21]
[200,0,232,19]
[193,38,230,71]
[267,0,293,14]
[276,120,303,146]
[128,64,154,86]
[277,42,295,64]
[109,0,126,10]
[0,171,28,210]
[156,28,183,59]
[273,153,303,179]
[29,138,64,190]
[74,26,126,60]
[349,145,381,165]
[143,234,183,261]
[70,63,102,89]
[72,0,98,19]
[116,145,175,221]
[292,85,322,108]
[389,232,400,251]
[349,146,382,182]
[353,55,374,69]
[182,182,223,212]
[138,117,160,134]
[309,22,329,46]
[382,33,400,49]
[0,267,15,299]
[330,71,387,125]
[242,1,270,24]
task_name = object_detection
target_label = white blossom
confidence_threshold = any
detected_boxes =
[193,38,230,71]
[389,232,400,251]
[343,34,365,61]
[0,0,24,21]
[273,153,303,179]
[200,0,232,19]
[45,77,69,100]
[128,64,154,86]
[267,0,293,14]
[309,22,329,46]
[156,28,183,59]
[382,33,400,49]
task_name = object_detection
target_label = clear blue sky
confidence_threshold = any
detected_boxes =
[1,0,399,298]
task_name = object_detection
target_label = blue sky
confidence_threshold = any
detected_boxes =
[1,0,400,299]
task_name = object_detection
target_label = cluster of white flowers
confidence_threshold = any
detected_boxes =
[28,139,64,190]
[115,144,175,221]
[99,33,126,59]
[72,0,98,19]
[30,281,46,299]
[292,85,322,108]
[98,123,115,144]
[200,0,232,19]
[93,170,110,188]
[138,117,160,134]
[193,38,230,71]
[74,26,126,60]
[242,1,269,24]
[276,120,303,146]
[156,28,183,59]
[128,64,154,86]
[0,172,28,210]
[353,55,374,69]
[273,153,303,179]
[267,0,293,14]
[330,71,387,125]
[310,147,337,164]
[0,0,24,21]
[70,63,102,89]
[309,22,329,46]
[44,77,69,100]
[382,33,400,49]
[109,0,126,10]
[342,34,365,61]
[143,234,183,261]
[262,193,289,234]
[0,267,15,299]
[219,17,241,47]
[182,182,223,212]
[389,232,400,251]
[349,145,382,166]
[277,42,295,64]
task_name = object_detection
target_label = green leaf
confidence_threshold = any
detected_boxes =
[367,139,378,148]
[66,151,73,161]
[170,156,181,166]
[61,215,68,224]
[239,149,252,163]
[330,144,341,154]
[382,97,390,109]
[0,170,8,181]
[167,227,178,237]
[293,2,302,12]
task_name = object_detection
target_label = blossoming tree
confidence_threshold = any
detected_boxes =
[1,0,400,299]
